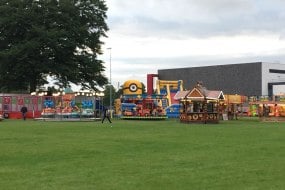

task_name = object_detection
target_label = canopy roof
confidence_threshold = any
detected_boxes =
[173,83,224,101]
[174,90,190,100]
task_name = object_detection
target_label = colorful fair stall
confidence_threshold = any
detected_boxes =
[0,90,100,120]
[223,94,247,119]
[175,83,224,124]
[250,95,285,121]
[0,94,42,119]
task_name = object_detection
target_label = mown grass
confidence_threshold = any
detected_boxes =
[0,118,285,190]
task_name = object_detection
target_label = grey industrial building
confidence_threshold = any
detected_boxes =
[158,62,285,96]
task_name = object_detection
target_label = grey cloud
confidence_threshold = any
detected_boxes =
[108,0,285,38]
[113,52,285,70]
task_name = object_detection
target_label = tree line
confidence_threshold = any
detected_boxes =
[0,0,109,93]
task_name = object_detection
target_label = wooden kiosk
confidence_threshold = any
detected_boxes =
[175,82,225,124]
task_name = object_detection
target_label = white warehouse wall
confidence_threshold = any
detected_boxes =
[262,62,285,95]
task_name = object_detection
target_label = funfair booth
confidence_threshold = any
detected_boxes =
[249,95,285,122]
[0,94,42,119]
[0,90,104,120]
[223,94,247,120]
[175,83,224,124]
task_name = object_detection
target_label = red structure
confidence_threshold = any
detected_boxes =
[147,74,158,95]
[0,94,42,119]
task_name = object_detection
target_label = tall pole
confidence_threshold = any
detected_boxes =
[107,47,112,114]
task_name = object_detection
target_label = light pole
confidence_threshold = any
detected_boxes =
[107,47,112,116]
[96,92,104,118]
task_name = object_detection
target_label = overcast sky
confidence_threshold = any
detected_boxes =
[101,0,285,88]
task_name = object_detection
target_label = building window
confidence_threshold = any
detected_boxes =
[269,69,285,74]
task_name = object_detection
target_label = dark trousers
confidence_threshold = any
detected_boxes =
[22,113,26,120]
[102,116,112,123]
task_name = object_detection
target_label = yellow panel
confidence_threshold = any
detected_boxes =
[225,94,242,104]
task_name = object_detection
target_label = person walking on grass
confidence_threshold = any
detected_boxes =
[20,106,28,120]
[102,107,112,123]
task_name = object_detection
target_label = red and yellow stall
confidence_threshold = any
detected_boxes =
[251,95,285,121]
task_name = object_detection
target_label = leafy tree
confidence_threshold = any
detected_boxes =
[102,84,116,107]
[115,85,124,99]
[0,0,109,93]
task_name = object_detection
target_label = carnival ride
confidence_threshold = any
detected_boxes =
[165,104,181,118]
[42,97,56,118]
[114,99,122,116]
[146,74,183,118]
[156,79,183,106]
[119,79,167,120]
[40,93,99,120]
[81,100,95,118]
[147,74,183,106]
[41,94,81,119]
[0,89,104,120]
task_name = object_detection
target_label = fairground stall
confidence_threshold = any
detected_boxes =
[0,94,42,119]
[174,82,225,124]
[249,95,285,122]
[247,96,260,117]
[0,90,104,120]
[223,94,247,120]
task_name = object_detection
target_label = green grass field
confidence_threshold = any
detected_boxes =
[0,118,285,190]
